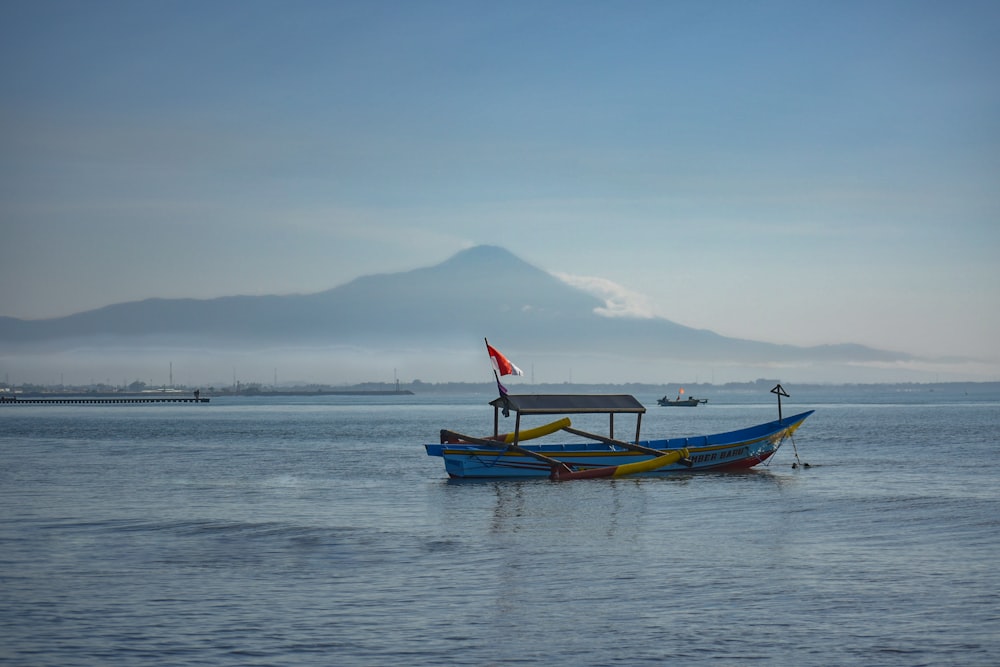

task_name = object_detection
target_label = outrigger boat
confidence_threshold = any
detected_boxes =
[426,393,813,480]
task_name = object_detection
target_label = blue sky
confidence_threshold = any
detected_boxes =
[2,1,998,382]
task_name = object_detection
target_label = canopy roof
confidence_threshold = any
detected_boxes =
[489,394,646,415]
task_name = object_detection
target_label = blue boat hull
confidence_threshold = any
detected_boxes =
[425,410,813,478]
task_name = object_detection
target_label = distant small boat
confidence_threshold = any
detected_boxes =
[657,396,708,407]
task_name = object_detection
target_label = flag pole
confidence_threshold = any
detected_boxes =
[484,337,498,393]
[485,337,511,415]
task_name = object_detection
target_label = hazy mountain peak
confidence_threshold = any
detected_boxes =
[0,245,913,375]
[438,245,540,272]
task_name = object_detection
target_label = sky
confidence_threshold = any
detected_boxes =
[2,1,998,384]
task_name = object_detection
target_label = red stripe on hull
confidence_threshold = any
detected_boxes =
[701,450,776,471]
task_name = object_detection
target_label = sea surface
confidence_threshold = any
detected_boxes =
[1,387,998,666]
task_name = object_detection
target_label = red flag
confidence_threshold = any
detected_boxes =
[486,343,524,377]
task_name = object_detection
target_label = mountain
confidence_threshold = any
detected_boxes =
[0,245,909,367]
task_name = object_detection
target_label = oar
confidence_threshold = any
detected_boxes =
[562,425,694,466]
[549,425,693,480]
[550,447,690,480]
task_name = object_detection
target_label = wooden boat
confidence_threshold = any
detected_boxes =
[657,396,708,406]
[425,393,813,480]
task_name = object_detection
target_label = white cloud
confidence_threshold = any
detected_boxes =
[554,272,656,319]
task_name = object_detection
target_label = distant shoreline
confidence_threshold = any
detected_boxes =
[3,381,997,399]
[6,390,415,399]
[232,390,415,396]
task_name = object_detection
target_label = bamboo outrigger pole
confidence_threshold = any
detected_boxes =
[561,425,688,460]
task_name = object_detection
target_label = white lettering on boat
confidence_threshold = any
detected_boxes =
[689,446,749,464]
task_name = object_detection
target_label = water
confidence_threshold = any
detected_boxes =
[2,388,998,666]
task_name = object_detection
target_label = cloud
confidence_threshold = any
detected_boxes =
[553,272,656,319]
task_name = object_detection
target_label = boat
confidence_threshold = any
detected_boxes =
[425,393,813,480]
[657,396,708,406]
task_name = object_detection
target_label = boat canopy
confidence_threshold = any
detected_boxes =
[489,394,646,442]
[489,394,646,415]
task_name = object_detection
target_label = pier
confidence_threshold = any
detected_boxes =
[1,396,209,405]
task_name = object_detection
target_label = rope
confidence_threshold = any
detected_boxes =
[789,433,810,468]
[474,450,506,468]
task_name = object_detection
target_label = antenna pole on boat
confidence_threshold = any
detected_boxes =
[770,383,789,423]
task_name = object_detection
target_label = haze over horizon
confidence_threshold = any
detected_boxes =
[2,2,998,385]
